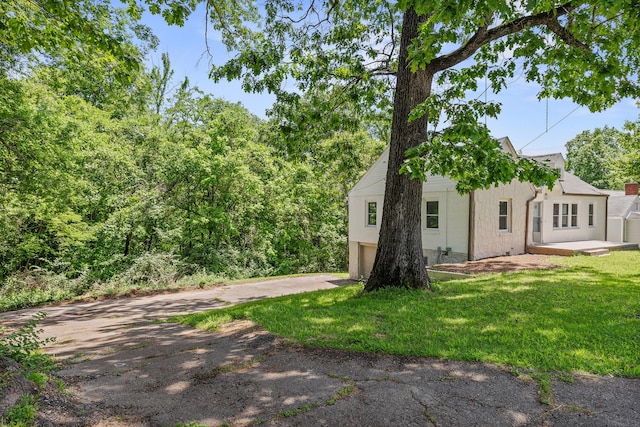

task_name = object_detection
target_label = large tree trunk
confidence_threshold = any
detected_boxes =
[364,8,433,292]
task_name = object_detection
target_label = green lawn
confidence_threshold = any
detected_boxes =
[176,251,640,378]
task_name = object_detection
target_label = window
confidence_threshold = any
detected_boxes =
[367,201,377,226]
[425,200,439,230]
[562,203,569,227]
[553,203,578,229]
[588,203,594,227]
[499,199,511,232]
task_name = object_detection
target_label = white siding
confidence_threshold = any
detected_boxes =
[348,195,382,244]
[626,219,640,244]
[348,148,388,279]
[535,195,606,243]
[420,187,469,257]
[349,147,388,197]
[472,180,535,259]
[607,217,625,243]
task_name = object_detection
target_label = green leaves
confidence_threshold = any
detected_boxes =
[402,127,558,194]
[566,120,640,189]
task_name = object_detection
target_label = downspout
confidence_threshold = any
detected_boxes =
[604,195,609,241]
[524,190,539,253]
[467,190,474,261]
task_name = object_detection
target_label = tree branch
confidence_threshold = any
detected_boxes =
[546,17,589,50]
[431,2,583,72]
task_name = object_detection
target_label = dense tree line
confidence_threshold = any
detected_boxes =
[0,36,385,294]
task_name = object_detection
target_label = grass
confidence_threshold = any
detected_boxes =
[175,251,640,378]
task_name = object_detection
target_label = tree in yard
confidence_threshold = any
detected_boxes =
[197,1,640,291]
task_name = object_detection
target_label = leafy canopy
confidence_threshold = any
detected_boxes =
[204,1,640,191]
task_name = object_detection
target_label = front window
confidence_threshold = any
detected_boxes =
[499,199,511,232]
[425,200,439,230]
[588,204,594,226]
[367,201,377,226]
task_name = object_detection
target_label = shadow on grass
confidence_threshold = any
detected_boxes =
[179,264,640,378]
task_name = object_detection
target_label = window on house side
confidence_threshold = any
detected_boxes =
[367,202,377,226]
[562,203,569,227]
[553,203,579,229]
[588,203,594,226]
[499,200,511,232]
[425,200,439,229]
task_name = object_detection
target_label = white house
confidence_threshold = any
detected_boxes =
[602,183,640,244]
[348,138,609,280]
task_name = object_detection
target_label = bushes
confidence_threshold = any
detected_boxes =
[0,268,89,312]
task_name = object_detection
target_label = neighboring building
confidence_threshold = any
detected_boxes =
[348,138,609,280]
[602,183,640,244]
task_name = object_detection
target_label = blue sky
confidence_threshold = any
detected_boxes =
[142,4,638,156]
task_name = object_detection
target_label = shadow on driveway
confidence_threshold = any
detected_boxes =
[2,274,638,426]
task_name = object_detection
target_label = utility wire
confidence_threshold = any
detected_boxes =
[519,105,581,151]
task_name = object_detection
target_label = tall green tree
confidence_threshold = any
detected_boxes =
[620,118,640,183]
[196,1,639,290]
[565,126,631,190]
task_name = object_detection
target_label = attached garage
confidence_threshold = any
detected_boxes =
[358,244,377,279]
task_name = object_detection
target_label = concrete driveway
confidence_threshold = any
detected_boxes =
[1,274,639,426]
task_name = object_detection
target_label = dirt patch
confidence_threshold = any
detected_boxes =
[430,254,559,275]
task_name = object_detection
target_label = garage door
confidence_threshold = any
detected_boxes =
[359,244,377,279]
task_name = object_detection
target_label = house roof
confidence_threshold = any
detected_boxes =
[556,171,608,196]
[524,153,565,165]
[523,151,606,196]
[607,195,640,217]
[600,190,625,197]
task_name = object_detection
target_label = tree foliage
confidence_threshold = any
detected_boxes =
[565,117,640,189]
[0,51,384,295]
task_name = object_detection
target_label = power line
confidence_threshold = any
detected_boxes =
[519,105,582,151]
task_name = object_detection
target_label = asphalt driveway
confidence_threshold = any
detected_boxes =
[1,274,639,426]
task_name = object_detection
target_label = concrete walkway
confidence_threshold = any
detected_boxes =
[1,275,639,426]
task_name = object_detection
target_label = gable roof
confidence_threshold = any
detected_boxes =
[524,153,565,166]
[557,172,608,196]
[349,146,389,197]
[608,195,640,217]
[523,152,607,196]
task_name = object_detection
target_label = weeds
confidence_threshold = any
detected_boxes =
[1,312,59,425]
[0,312,56,371]
[1,395,39,426]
